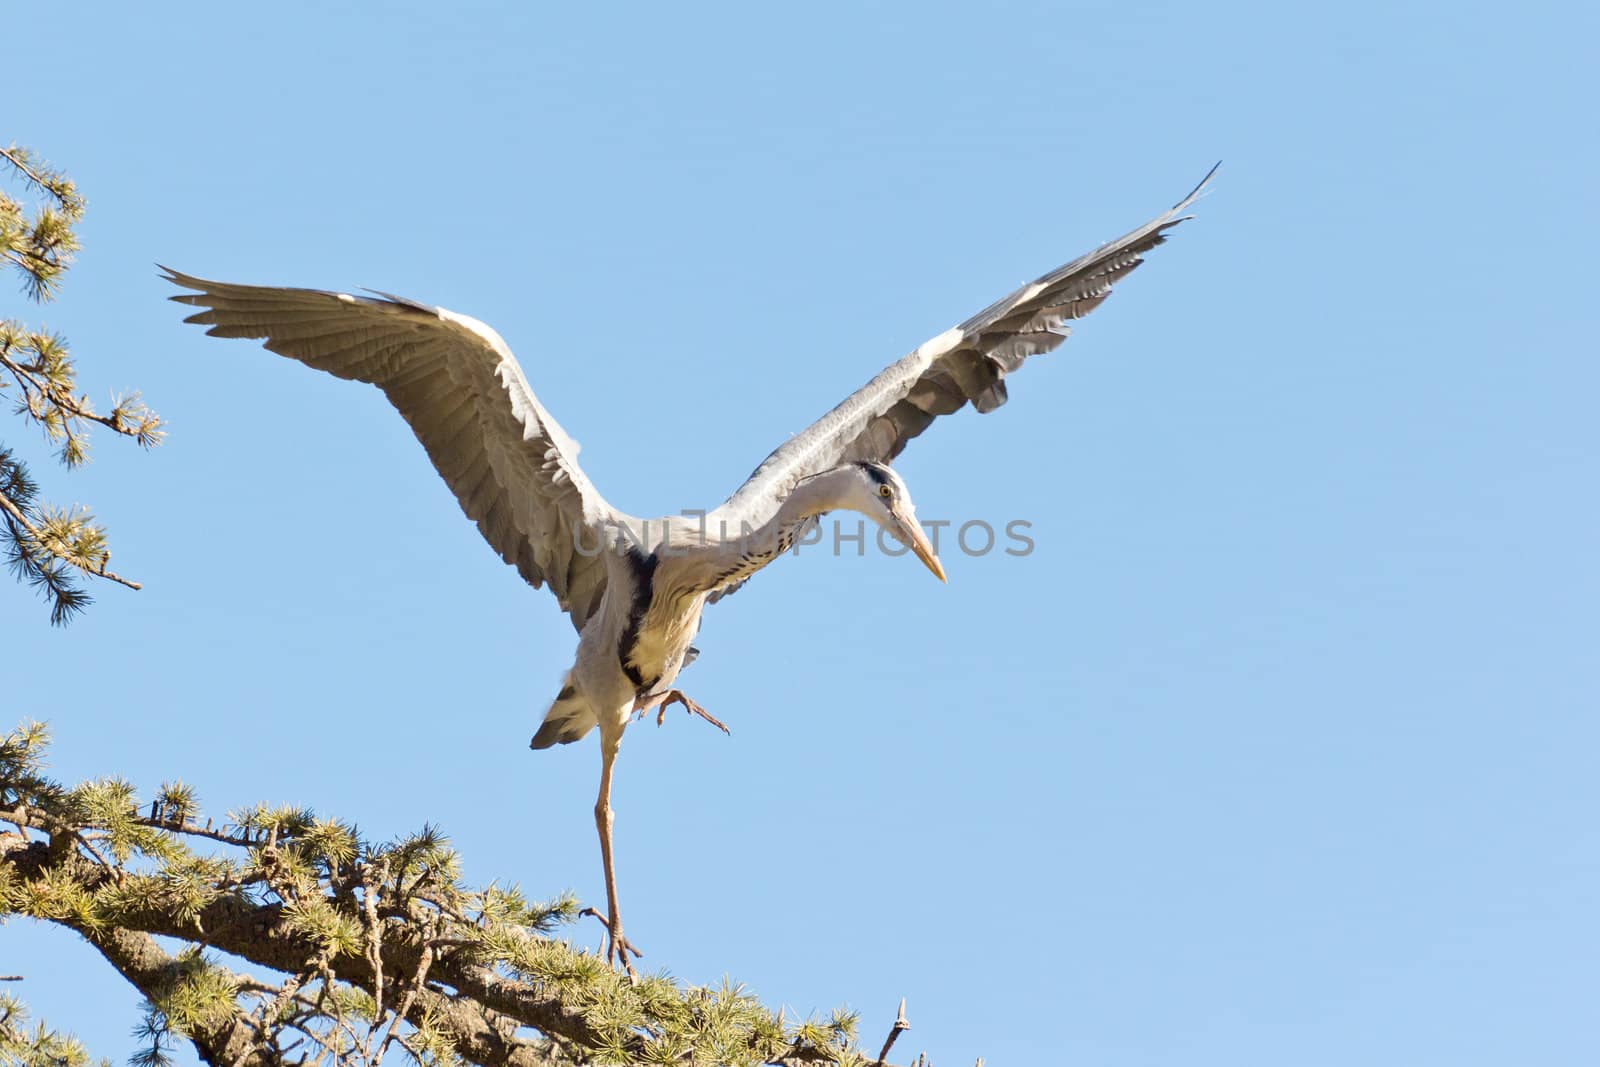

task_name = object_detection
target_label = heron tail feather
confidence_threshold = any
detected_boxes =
[530,675,597,749]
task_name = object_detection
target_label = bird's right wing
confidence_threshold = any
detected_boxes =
[164,269,623,632]
[710,167,1215,536]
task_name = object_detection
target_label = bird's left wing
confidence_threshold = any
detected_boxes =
[164,270,623,631]
[710,167,1215,533]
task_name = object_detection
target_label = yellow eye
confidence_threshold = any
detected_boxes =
[879,484,893,499]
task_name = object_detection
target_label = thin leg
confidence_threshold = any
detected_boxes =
[593,732,641,973]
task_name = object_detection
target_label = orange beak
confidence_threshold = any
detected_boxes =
[896,511,946,583]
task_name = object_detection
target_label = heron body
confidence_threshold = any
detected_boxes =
[531,462,928,752]
[165,166,1214,969]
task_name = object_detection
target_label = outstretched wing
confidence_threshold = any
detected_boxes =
[711,166,1216,531]
[164,269,623,631]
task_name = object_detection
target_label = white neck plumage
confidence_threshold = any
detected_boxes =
[754,466,863,553]
[700,466,869,586]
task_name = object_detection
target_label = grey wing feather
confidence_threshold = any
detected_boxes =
[711,166,1217,531]
[162,268,623,631]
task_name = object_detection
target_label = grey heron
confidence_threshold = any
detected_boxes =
[164,166,1213,970]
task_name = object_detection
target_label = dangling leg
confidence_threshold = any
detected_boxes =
[592,730,641,973]
[632,689,730,734]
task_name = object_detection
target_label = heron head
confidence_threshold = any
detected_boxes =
[849,462,946,582]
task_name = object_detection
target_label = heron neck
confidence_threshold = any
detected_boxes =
[772,468,858,534]
[720,468,859,560]
[697,469,869,594]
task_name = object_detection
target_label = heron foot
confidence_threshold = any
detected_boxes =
[579,906,642,977]
[630,689,730,733]
[655,689,730,734]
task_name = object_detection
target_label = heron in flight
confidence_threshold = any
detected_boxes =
[165,167,1213,969]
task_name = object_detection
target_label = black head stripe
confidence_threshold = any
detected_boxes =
[857,461,892,488]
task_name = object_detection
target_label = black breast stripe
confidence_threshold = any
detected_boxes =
[616,547,659,693]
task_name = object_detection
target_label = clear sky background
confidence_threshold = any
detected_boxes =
[5,2,1597,1064]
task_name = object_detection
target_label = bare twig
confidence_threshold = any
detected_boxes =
[131,814,258,848]
[363,862,388,1016]
[875,997,911,1067]
[234,959,319,1066]
[373,912,438,1067]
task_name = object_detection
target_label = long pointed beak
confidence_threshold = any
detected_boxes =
[899,514,946,583]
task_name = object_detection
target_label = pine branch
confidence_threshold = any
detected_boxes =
[0,146,83,214]
[0,988,105,1067]
[0,723,938,1067]
[0,485,141,590]
[1,141,162,623]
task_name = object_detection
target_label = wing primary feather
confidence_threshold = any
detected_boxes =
[164,267,631,632]
[711,167,1216,536]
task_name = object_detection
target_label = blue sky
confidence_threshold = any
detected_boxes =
[5,1,1597,1063]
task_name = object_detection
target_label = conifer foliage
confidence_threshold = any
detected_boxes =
[0,722,899,1066]
[1,143,161,623]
